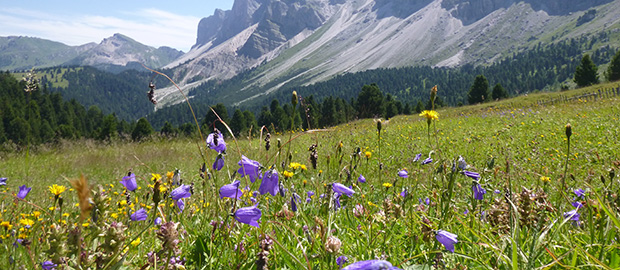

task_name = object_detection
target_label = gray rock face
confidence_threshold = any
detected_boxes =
[442,0,614,25]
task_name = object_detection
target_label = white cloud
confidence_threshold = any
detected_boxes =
[0,7,200,52]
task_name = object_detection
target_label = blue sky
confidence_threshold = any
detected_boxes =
[0,1,235,52]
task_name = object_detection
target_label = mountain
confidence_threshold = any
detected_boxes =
[0,36,95,71]
[65,34,183,72]
[158,0,620,108]
[0,34,183,72]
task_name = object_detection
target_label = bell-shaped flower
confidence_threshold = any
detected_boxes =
[259,169,279,196]
[213,155,225,171]
[234,204,262,227]
[398,169,408,178]
[472,183,486,200]
[220,180,243,199]
[237,155,261,183]
[463,171,480,181]
[0,177,7,186]
[341,260,402,270]
[17,185,31,200]
[422,157,433,165]
[435,230,459,253]
[206,130,226,153]
[436,230,458,253]
[170,184,192,201]
[358,174,366,183]
[131,208,148,221]
[333,183,355,197]
[413,153,422,162]
[457,156,468,170]
[120,173,138,192]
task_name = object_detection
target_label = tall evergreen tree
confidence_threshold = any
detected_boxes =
[202,103,229,134]
[607,50,620,82]
[492,83,508,100]
[229,109,247,136]
[356,83,385,119]
[574,54,599,87]
[468,75,490,104]
[132,117,153,141]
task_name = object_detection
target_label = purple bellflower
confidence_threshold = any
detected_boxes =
[120,173,138,192]
[176,199,185,212]
[17,185,31,200]
[463,171,480,181]
[336,256,349,268]
[413,153,422,162]
[436,230,458,253]
[564,209,580,222]
[358,174,366,183]
[333,183,355,197]
[220,180,243,199]
[398,169,408,178]
[170,184,192,201]
[472,183,486,200]
[259,169,280,196]
[237,155,261,183]
[0,177,7,186]
[457,155,468,170]
[234,204,262,227]
[572,201,584,209]
[574,188,585,198]
[341,260,402,270]
[41,261,57,270]
[131,208,148,221]
[213,155,225,171]
[206,130,226,153]
[422,157,433,165]
[400,189,408,198]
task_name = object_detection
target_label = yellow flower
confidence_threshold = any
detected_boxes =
[419,110,439,120]
[48,184,67,196]
[19,219,34,227]
[1,221,13,230]
[283,171,294,179]
[365,151,372,159]
[540,176,551,183]
[82,223,90,227]
[166,171,174,179]
[32,211,41,219]
[151,173,162,181]
[300,164,307,171]
[382,183,393,188]
[131,237,141,247]
[111,213,119,219]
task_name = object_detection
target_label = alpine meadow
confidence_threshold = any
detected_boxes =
[2,0,620,269]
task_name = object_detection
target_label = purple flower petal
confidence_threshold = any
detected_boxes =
[422,157,433,165]
[463,171,480,181]
[213,156,225,171]
[120,173,138,192]
[206,130,226,153]
[341,260,401,270]
[237,155,261,183]
[219,180,243,199]
[574,188,585,198]
[170,184,192,201]
[234,205,262,227]
[358,174,366,183]
[436,230,458,253]
[0,177,7,186]
[333,183,355,197]
[17,185,31,200]
[398,169,408,178]
[259,169,280,196]
[413,153,422,162]
[131,208,148,221]
[41,261,57,270]
[472,183,486,200]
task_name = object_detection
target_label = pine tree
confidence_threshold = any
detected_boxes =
[492,83,508,100]
[132,117,153,141]
[229,109,247,136]
[574,54,599,87]
[468,75,490,104]
[607,50,620,82]
[356,83,385,119]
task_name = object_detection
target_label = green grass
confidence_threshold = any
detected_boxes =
[13,67,80,88]
[1,82,619,269]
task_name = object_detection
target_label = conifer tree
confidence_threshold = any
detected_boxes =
[468,75,490,104]
[607,50,620,82]
[574,54,599,87]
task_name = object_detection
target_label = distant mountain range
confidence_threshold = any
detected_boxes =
[0,34,182,72]
[2,0,620,114]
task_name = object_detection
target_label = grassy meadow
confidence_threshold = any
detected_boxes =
[1,82,620,269]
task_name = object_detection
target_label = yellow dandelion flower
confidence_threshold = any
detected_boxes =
[111,213,119,219]
[419,110,439,120]
[289,162,301,170]
[365,151,372,159]
[283,171,294,178]
[48,184,67,196]
[19,219,34,227]
[382,183,393,188]
[82,223,90,227]
[131,237,141,247]
[32,211,41,219]
[540,176,550,183]
[1,221,13,230]
[166,171,174,179]
[300,164,307,171]
[151,173,162,181]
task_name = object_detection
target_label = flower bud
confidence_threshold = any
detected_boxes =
[325,235,342,253]
[292,91,298,107]
[565,123,572,139]
[430,85,437,103]
[376,119,382,132]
